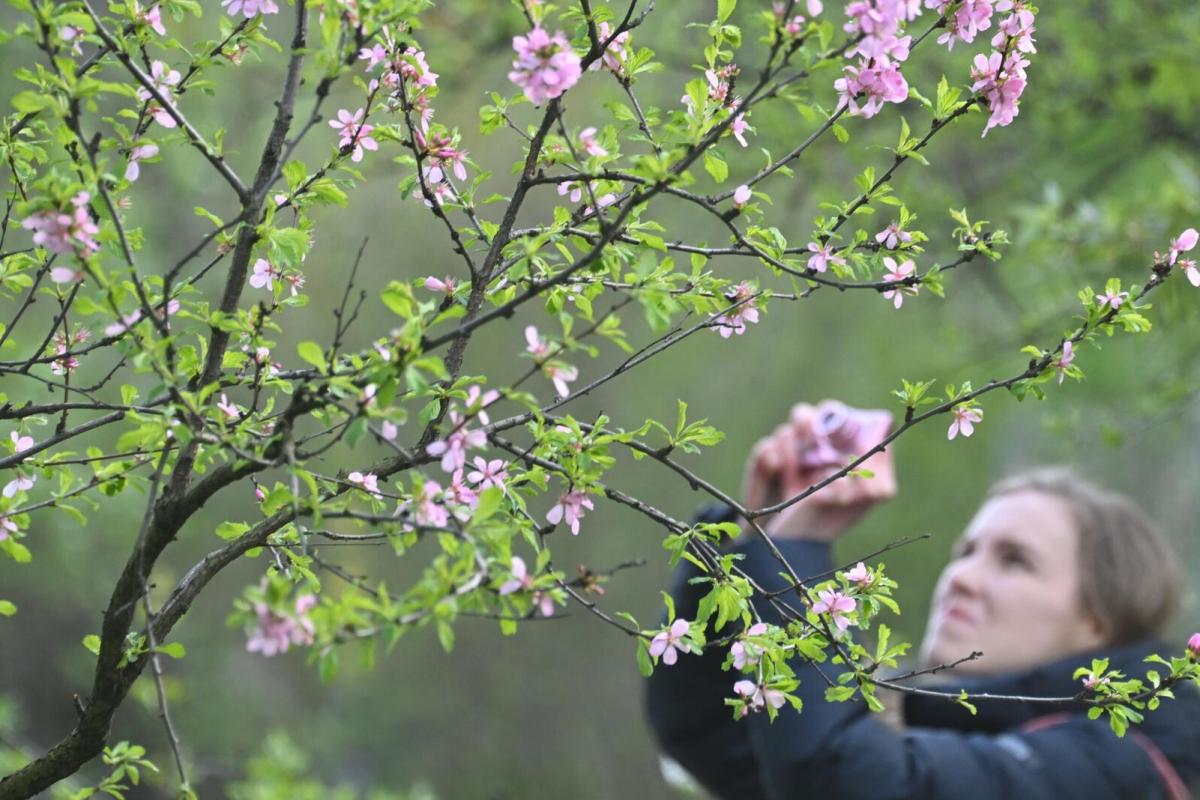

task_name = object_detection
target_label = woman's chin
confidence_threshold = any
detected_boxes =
[919,631,984,673]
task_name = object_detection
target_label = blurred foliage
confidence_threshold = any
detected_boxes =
[1,0,1198,797]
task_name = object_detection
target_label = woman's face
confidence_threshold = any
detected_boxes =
[919,490,1106,676]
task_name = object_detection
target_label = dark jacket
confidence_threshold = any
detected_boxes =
[645,513,1200,800]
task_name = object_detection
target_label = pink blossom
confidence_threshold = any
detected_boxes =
[136,61,181,129]
[361,383,377,408]
[730,114,751,147]
[105,311,141,337]
[773,2,808,37]
[991,2,1036,53]
[10,431,34,453]
[249,258,278,290]
[557,180,585,204]
[50,267,85,284]
[1054,340,1075,385]
[60,25,83,55]
[733,185,752,208]
[1095,289,1130,310]
[579,127,607,157]
[418,131,468,184]
[347,471,382,497]
[508,27,582,105]
[222,0,279,18]
[359,43,389,71]
[424,276,457,295]
[284,272,305,297]
[411,480,448,528]
[463,385,500,424]
[134,1,166,35]
[399,47,439,88]
[329,108,378,163]
[1187,633,1200,660]
[447,469,479,513]
[970,51,1002,93]
[531,590,556,617]
[731,622,769,669]
[806,241,846,274]
[525,326,552,359]
[1177,258,1200,288]
[845,562,872,587]
[23,193,100,256]
[876,221,912,249]
[545,363,578,398]
[835,58,909,119]
[468,457,508,492]
[976,50,1029,136]
[704,67,734,103]
[3,473,34,499]
[499,556,535,595]
[811,589,856,632]
[0,516,17,541]
[947,404,982,440]
[581,192,618,219]
[733,680,786,715]
[881,256,918,309]
[649,618,692,666]
[50,331,83,375]
[245,594,316,657]
[124,143,159,182]
[546,489,594,535]
[933,0,994,50]
[589,21,630,74]
[1168,228,1198,266]
[381,420,399,441]
[104,299,179,337]
[426,412,487,473]
[254,482,267,503]
[713,282,760,338]
[216,393,241,420]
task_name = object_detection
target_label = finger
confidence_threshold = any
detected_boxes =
[743,440,776,509]
[789,403,817,449]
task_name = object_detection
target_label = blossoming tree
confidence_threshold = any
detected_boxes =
[1,0,1198,796]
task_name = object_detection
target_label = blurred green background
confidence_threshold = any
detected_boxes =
[2,0,1199,797]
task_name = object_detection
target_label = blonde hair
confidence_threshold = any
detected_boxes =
[986,468,1184,645]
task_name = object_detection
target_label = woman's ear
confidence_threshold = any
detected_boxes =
[1081,612,1108,650]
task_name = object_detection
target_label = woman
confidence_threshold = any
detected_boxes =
[645,402,1200,799]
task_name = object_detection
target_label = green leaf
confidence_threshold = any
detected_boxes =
[381,281,414,317]
[297,341,326,371]
[282,160,307,191]
[473,487,503,524]
[717,0,737,23]
[436,620,455,652]
[11,90,48,113]
[215,521,251,540]
[0,600,16,616]
[345,416,368,450]
[637,641,654,677]
[157,642,186,659]
[83,634,101,654]
[703,150,728,183]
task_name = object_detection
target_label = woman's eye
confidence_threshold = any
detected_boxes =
[1001,550,1030,569]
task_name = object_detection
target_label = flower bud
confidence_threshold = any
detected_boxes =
[1187,632,1200,660]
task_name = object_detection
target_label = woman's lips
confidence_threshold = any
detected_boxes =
[940,606,977,626]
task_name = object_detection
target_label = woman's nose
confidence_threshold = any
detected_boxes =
[942,555,985,599]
